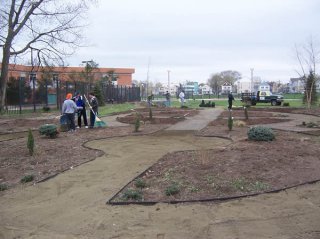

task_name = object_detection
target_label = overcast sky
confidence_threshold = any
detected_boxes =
[68,0,320,85]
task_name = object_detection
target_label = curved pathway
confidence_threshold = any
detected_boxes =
[0,108,319,238]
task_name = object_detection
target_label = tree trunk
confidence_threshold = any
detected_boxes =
[0,41,12,113]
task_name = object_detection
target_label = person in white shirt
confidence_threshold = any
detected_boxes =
[179,91,185,107]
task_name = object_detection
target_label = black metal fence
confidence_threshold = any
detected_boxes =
[3,76,141,114]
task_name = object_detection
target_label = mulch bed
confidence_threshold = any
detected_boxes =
[109,108,320,204]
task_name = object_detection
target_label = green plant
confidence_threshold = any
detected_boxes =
[204,175,215,184]
[39,124,58,138]
[306,122,317,128]
[134,178,146,188]
[21,174,34,183]
[247,126,275,141]
[122,188,143,200]
[0,183,8,191]
[231,178,248,191]
[27,129,34,156]
[93,81,105,106]
[149,107,153,120]
[188,185,200,192]
[250,181,269,191]
[165,183,180,196]
[228,111,233,131]
[42,106,51,112]
[163,168,175,182]
[134,113,141,132]
[282,102,290,107]
[244,107,249,120]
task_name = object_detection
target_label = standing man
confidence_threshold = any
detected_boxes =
[88,92,99,128]
[75,92,88,128]
[62,93,78,132]
[228,91,235,110]
[165,91,171,107]
[179,91,185,107]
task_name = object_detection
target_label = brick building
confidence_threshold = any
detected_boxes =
[3,64,135,86]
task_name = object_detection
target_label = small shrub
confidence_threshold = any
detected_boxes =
[248,126,275,141]
[39,124,58,138]
[134,113,140,132]
[199,101,215,107]
[21,174,34,183]
[27,129,34,156]
[134,178,146,188]
[283,102,290,107]
[233,120,246,127]
[306,122,317,128]
[165,183,180,196]
[231,178,248,191]
[181,105,188,108]
[0,184,8,191]
[227,112,233,131]
[122,188,143,200]
[42,106,51,112]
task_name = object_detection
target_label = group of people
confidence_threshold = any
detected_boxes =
[61,92,99,132]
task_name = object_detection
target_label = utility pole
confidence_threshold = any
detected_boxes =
[167,70,170,94]
[146,57,150,97]
[250,68,254,92]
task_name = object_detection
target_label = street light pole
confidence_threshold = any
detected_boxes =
[250,68,254,92]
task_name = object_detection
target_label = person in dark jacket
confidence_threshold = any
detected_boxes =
[75,92,88,128]
[228,91,235,110]
[88,92,99,128]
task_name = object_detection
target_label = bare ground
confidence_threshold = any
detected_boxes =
[0,107,320,238]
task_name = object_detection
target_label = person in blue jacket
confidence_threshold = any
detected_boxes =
[74,92,88,128]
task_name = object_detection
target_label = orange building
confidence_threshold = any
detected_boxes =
[4,64,135,86]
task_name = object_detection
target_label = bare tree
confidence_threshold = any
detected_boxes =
[0,0,95,112]
[295,36,320,108]
[207,70,241,95]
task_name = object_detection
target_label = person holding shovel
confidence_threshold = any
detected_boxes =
[88,92,99,128]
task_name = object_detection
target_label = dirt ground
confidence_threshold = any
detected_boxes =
[0,107,320,238]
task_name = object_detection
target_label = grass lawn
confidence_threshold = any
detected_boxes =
[98,102,137,116]
[169,98,311,109]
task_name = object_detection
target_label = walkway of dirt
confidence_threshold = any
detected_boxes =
[257,112,320,132]
[0,109,319,238]
[166,108,224,131]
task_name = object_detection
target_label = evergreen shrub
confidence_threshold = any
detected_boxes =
[27,129,34,156]
[248,126,275,141]
[39,124,58,138]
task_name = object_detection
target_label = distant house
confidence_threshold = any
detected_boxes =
[258,82,270,92]
[199,84,212,94]
[221,81,232,94]
[236,80,251,93]
[183,81,199,95]
[289,78,304,93]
